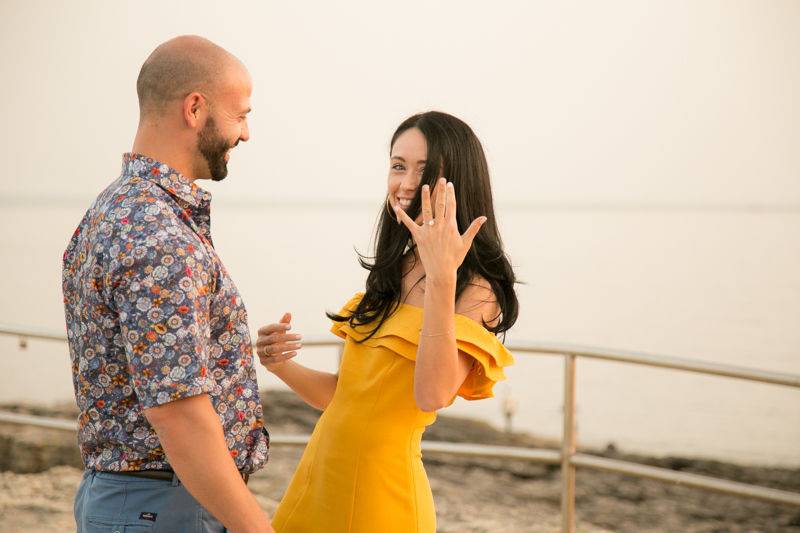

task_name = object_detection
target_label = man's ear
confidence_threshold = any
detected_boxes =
[182,92,206,129]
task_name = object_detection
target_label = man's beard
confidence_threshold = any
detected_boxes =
[197,116,233,182]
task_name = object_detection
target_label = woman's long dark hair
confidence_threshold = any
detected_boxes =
[328,111,518,340]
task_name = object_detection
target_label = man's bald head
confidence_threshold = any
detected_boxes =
[136,35,246,118]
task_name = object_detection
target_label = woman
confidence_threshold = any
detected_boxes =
[257,111,519,532]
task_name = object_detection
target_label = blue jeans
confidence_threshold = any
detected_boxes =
[74,470,226,532]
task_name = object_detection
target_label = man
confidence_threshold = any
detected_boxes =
[62,36,274,532]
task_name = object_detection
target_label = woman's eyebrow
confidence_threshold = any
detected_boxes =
[391,156,427,164]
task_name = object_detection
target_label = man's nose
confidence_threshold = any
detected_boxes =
[240,121,250,143]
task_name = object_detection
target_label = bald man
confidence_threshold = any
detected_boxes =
[63,36,274,532]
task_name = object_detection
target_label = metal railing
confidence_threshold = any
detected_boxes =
[1,323,799,532]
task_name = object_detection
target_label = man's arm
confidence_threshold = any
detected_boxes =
[144,394,274,533]
[111,228,272,532]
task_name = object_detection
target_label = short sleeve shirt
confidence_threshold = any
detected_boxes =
[62,153,269,473]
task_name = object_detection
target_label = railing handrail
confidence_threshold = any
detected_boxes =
[1,321,799,529]
[1,323,71,343]
[3,323,798,388]
[508,339,800,388]
[1,408,799,509]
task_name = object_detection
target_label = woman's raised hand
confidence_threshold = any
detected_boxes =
[256,312,303,371]
[393,177,487,283]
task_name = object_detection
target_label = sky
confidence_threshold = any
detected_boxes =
[0,0,800,209]
[0,0,798,209]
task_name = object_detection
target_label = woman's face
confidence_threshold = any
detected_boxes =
[388,127,437,216]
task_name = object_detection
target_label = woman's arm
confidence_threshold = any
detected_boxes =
[394,177,490,412]
[415,278,498,411]
[267,360,338,411]
[256,314,338,410]
[414,275,467,411]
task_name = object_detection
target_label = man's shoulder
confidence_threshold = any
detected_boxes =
[75,175,188,250]
[94,174,173,212]
[96,175,182,223]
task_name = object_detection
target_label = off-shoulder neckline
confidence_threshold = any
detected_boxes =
[345,291,494,331]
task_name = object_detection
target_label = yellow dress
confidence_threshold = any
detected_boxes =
[272,292,514,533]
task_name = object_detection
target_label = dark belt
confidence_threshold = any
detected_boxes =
[113,469,250,484]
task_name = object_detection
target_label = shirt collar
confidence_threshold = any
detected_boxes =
[121,153,212,208]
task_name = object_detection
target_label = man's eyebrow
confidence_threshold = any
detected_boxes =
[242,107,252,115]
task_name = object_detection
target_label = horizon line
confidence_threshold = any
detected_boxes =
[1,196,799,213]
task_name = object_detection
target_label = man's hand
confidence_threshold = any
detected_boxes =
[144,394,274,533]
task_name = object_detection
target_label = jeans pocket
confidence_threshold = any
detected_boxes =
[81,474,168,532]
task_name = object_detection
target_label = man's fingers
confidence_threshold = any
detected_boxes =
[461,216,488,248]
[280,312,291,325]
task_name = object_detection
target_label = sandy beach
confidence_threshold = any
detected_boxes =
[1,391,798,532]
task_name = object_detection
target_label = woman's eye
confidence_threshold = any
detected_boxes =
[392,164,405,171]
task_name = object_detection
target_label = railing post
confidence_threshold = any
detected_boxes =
[561,354,577,533]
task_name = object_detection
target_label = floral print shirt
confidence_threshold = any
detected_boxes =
[62,153,269,473]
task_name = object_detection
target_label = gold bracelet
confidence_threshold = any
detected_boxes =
[419,330,454,338]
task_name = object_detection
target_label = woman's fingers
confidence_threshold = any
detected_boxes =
[395,203,421,234]
[256,330,301,344]
[258,313,291,335]
[258,341,303,358]
[257,313,294,342]
[256,313,300,367]
[259,349,299,364]
[257,322,291,336]
[421,184,433,223]
[445,181,456,223]
[271,352,298,363]
[434,178,447,221]
[269,342,303,354]
[257,338,303,351]
[461,216,488,249]
[259,351,298,366]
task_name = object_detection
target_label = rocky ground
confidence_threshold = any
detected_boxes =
[1,391,798,532]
